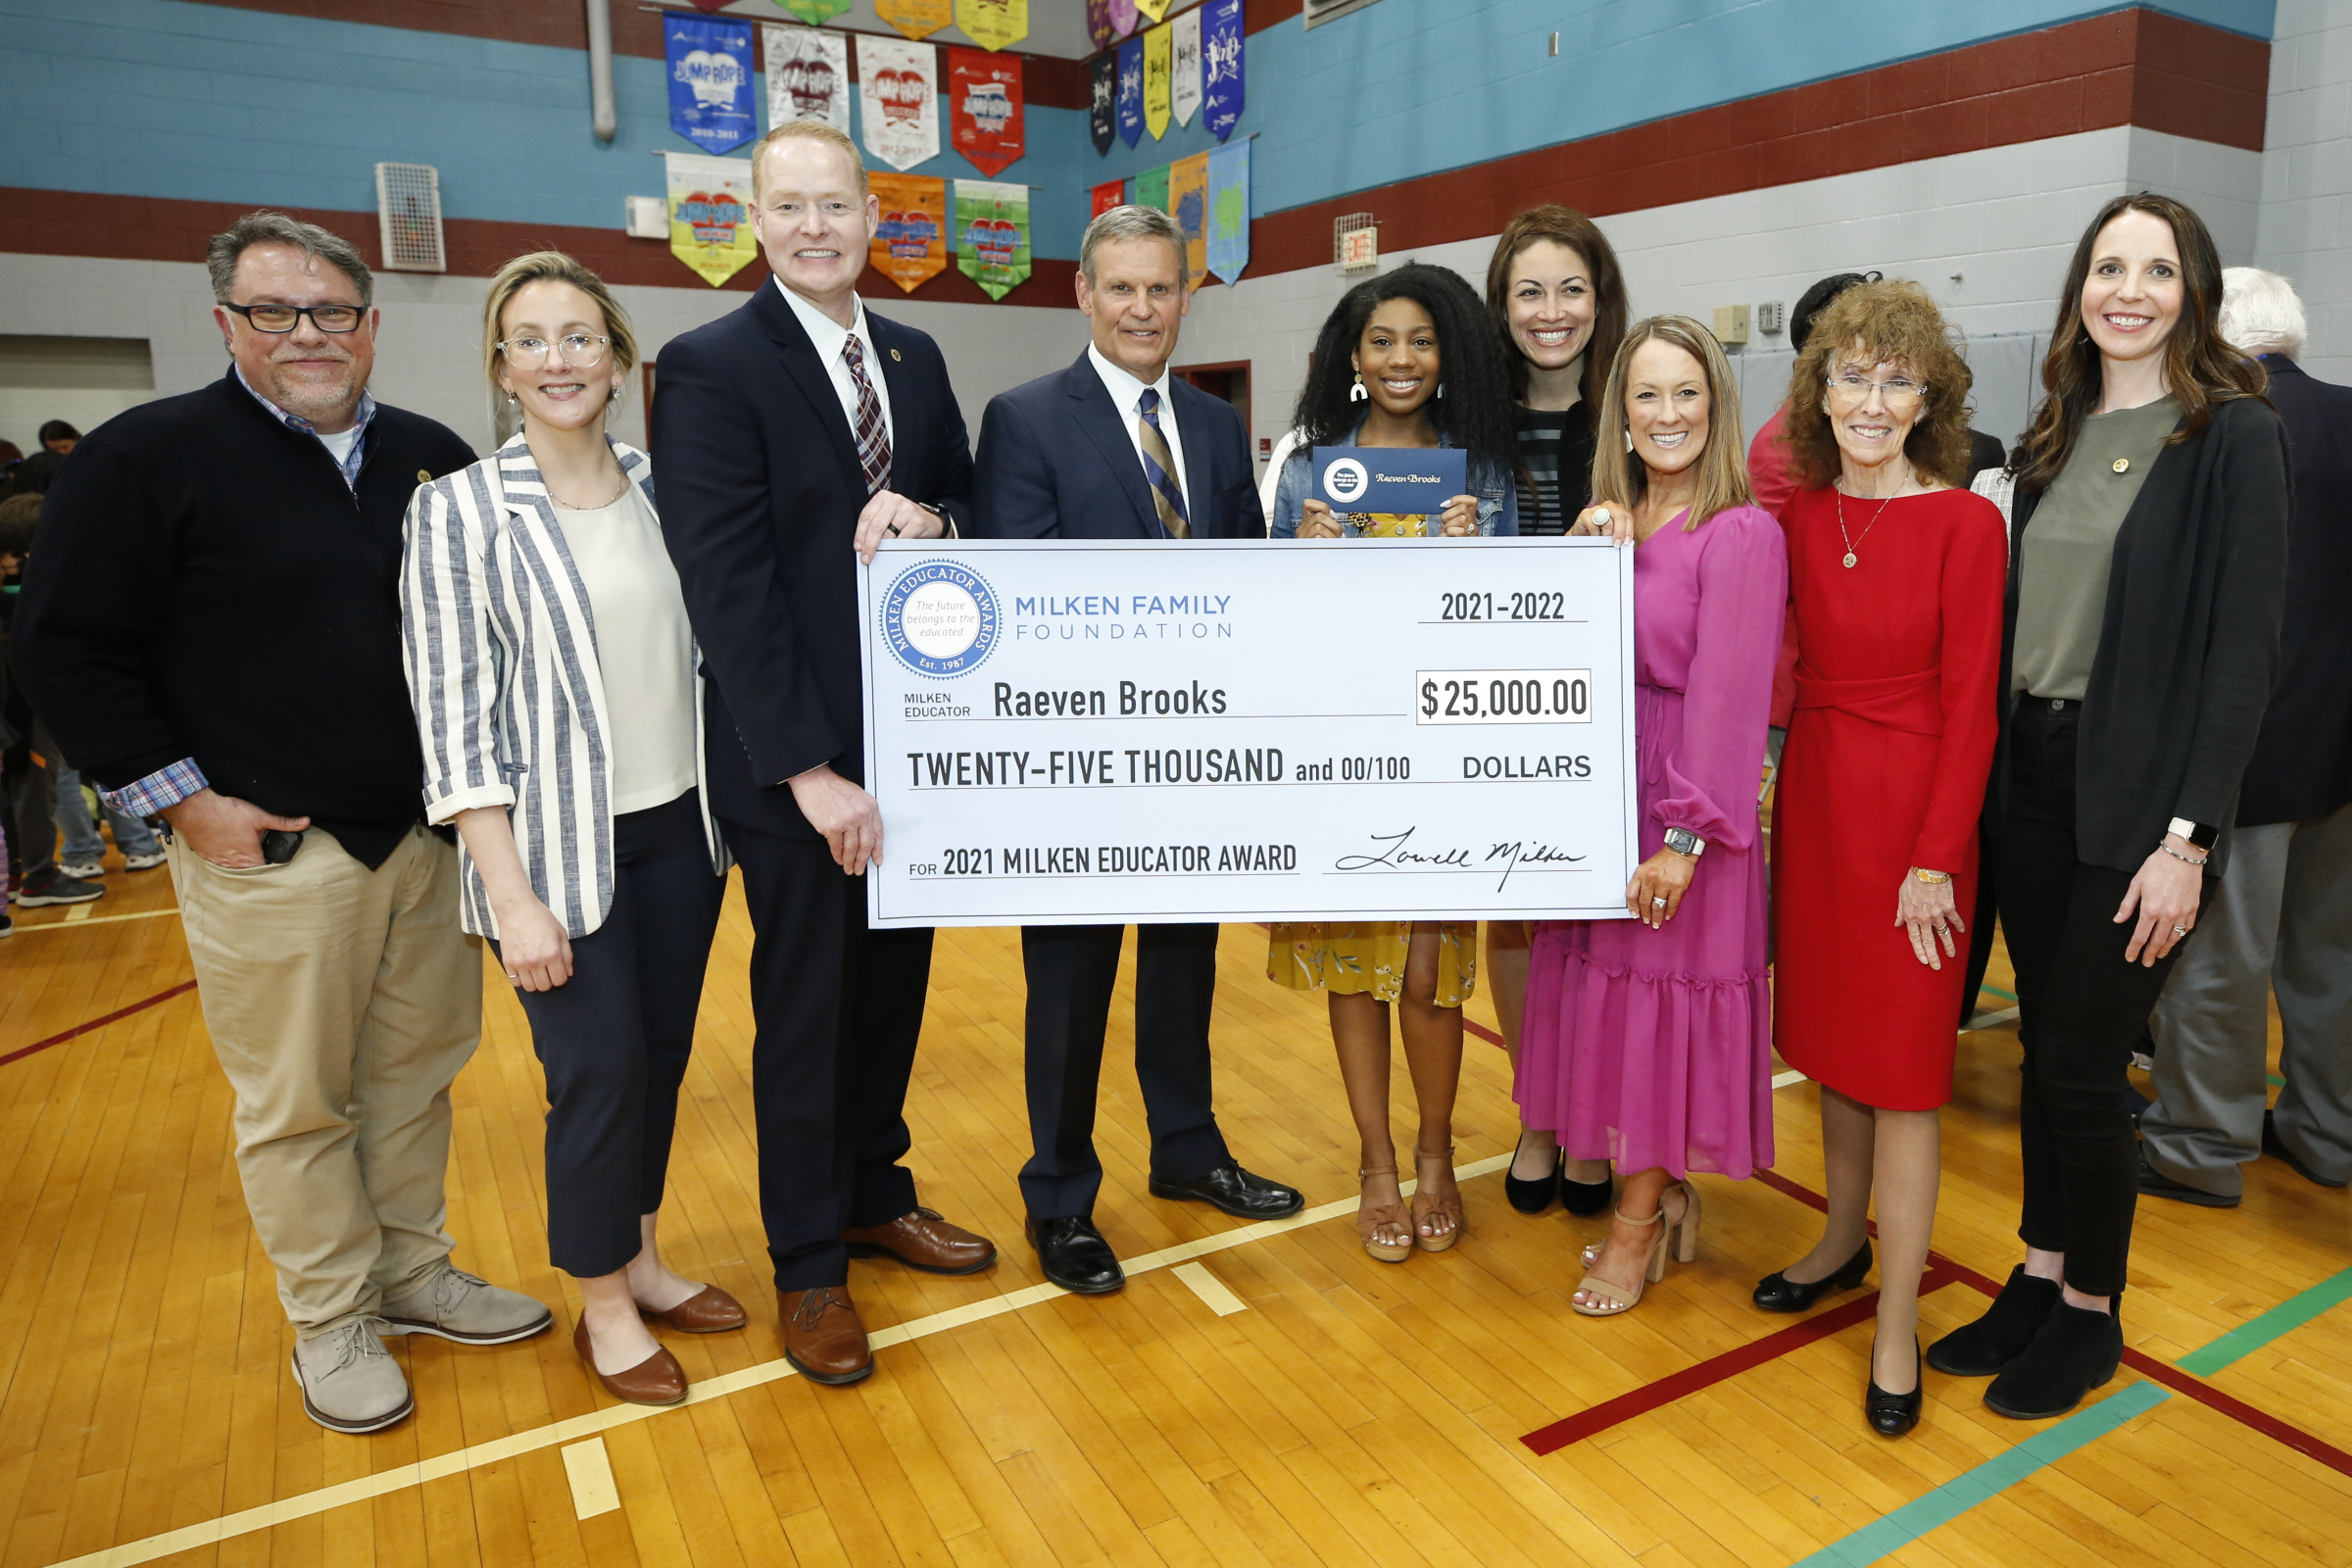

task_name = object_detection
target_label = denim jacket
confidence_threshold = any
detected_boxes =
[1268,418,1519,538]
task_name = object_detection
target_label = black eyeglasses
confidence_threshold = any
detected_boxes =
[223,302,367,334]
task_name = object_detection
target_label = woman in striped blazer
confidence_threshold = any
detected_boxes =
[401,252,743,1408]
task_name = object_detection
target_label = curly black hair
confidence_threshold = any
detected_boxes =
[1289,262,1519,489]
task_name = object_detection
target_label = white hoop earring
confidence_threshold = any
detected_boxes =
[1349,373,1368,404]
[1435,381,1446,399]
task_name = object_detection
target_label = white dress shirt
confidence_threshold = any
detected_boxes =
[1087,342,1189,514]
[777,277,895,452]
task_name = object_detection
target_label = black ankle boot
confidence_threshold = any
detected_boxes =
[1926,1266,2060,1377]
[1505,1148,1561,1214]
[1984,1300,2123,1420]
[1865,1336,1923,1437]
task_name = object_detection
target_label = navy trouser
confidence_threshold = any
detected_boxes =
[502,790,725,1278]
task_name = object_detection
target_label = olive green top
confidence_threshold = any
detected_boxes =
[2012,397,2180,699]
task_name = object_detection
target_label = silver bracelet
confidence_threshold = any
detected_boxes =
[2159,841,2210,867]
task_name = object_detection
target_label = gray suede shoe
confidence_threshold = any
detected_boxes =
[379,1263,554,1346]
[292,1319,414,1435]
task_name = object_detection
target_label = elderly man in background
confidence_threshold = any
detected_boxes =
[2136,268,2352,1206]
[11,213,549,1434]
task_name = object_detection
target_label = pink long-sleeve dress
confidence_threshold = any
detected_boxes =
[1515,504,1788,1179]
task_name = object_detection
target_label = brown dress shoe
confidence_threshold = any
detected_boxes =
[640,1284,748,1333]
[780,1286,873,1386]
[573,1315,688,1406]
[842,1207,998,1276]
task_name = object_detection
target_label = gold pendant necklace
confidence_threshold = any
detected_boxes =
[1834,485,1896,568]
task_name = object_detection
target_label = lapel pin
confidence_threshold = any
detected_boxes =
[890,348,902,362]
[416,468,431,483]
[2112,458,2130,473]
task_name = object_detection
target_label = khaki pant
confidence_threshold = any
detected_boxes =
[171,824,481,1334]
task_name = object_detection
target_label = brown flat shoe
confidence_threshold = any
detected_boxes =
[639,1283,747,1334]
[779,1285,873,1386]
[572,1315,687,1406]
[842,1207,998,1275]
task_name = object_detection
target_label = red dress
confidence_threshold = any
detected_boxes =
[1771,486,2006,1110]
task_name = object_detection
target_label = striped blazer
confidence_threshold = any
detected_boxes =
[401,434,728,940]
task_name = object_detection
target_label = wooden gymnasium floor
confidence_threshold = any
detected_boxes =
[2,838,2350,1568]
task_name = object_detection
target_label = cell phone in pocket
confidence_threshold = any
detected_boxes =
[261,829,306,866]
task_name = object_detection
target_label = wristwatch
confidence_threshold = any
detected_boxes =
[1663,827,1706,859]
[2168,816,2219,851]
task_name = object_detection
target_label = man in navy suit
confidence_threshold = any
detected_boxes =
[971,206,1303,1295]
[653,122,995,1387]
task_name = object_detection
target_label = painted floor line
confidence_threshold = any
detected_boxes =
[2178,1266,2352,1377]
[1963,1006,2020,1030]
[561,1437,620,1521]
[39,1156,1507,1568]
[1771,1068,1807,1090]
[1786,1383,2171,1567]
[0,980,199,1069]
[1173,1260,1250,1316]
[7,906,181,934]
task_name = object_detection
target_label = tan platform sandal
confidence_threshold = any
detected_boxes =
[1572,1181,1699,1317]
[1357,1165,1412,1263]
[1411,1145,1463,1252]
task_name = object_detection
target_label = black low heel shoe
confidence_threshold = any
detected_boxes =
[1505,1148,1562,1214]
[1752,1241,1872,1312]
[1984,1301,2123,1420]
[1866,1336,1924,1437]
[1926,1265,2060,1377]
[1560,1165,1614,1218]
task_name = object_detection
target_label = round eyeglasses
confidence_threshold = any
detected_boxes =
[1827,370,1928,409]
[224,302,366,334]
[499,334,612,368]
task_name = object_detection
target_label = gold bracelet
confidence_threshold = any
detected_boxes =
[1912,867,1952,884]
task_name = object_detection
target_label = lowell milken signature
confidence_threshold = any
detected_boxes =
[1333,827,1587,892]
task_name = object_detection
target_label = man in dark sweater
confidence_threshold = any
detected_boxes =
[2138,269,2352,1205]
[12,213,551,1435]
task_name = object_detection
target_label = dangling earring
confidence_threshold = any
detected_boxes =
[1349,372,1368,404]
[609,380,624,406]
[1624,427,1635,453]
[1435,381,1446,399]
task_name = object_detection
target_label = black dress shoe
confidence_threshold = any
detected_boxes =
[1927,1265,2060,1377]
[2265,1110,2349,1188]
[1866,1336,1923,1437]
[1026,1215,1124,1294]
[1560,1165,1614,1218]
[2136,1150,2238,1207]
[1504,1148,1561,1214]
[1753,1241,1871,1312]
[1149,1162,1305,1220]
[1984,1300,2123,1419]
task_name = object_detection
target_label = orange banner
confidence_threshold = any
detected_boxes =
[867,172,948,293]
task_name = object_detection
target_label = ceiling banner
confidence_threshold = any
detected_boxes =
[1090,52,1115,155]
[1169,152,1208,281]
[1115,34,1144,148]
[1136,0,1170,21]
[1202,0,1245,141]
[868,172,948,292]
[1170,6,1201,127]
[1206,137,1250,284]
[763,24,851,132]
[955,178,1031,301]
[956,0,1027,52]
[857,33,940,172]
[665,152,759,287]
[1087,0,1114,53]
[1108,0,1139,39]
[665,13,756,155]
[948,48,1023,177]
[1143,21,1171,140]
[775,0,852,24]
[876,0,951,40]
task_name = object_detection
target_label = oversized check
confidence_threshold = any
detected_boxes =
[857,537,1637,928]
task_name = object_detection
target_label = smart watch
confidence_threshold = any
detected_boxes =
[2167,816,2219,852]
[1663,827,1706,859]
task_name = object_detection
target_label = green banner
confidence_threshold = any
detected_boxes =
[955,179,1032,301]
[1133,163,1169,215]
[775,0,852,21]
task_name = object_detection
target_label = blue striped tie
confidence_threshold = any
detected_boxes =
[1137,387,1190,539]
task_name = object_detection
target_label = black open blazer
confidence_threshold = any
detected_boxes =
[1996,393,2290,876]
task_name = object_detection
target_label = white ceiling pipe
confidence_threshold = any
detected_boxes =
[585,0,617,141]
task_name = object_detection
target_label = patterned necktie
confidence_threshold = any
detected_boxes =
[843,332,892,496]
[1137,387,1190,539]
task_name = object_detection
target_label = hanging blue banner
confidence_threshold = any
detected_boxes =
[1115,34,1145,149]
[666,14,756,155]
[1206,138,1250,284]
[1201,0,1245,142]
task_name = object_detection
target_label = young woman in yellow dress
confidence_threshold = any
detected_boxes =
[1265,262,1521,1261]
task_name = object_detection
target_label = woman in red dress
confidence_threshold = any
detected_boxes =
[1753,280,2006,1436]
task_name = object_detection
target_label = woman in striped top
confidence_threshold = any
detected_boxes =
[1483,207,1632,1219]
[401,253,743,1409]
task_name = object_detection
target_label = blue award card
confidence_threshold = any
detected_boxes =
[1309,446,1468,516]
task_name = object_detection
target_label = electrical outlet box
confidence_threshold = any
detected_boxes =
[625,196,668,239]
[1757,300,1786,335]
[1713,304,1751,346]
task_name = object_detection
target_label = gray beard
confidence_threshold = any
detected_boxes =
[262,363,363,426]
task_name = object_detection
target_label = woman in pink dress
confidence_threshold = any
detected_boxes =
[1518,316,1788,1316]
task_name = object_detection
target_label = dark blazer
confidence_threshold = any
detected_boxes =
[970,353,1263,540]
[2237,356,2352,826]
[1996,394,2291,875]
[651,282,973,839]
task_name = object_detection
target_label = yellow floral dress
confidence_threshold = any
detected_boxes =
[1266,509,1479,1008]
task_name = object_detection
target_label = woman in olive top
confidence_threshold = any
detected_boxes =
[1928,194,2288,1420]
[1483,206,1632,1218]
